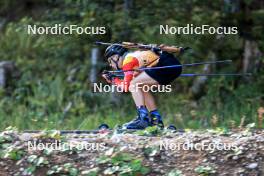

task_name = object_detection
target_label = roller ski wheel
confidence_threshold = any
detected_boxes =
[98,123,110,130]
[167,124,177,131]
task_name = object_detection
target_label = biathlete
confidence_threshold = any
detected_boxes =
[102,44,182,130]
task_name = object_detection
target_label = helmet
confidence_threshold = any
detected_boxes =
[104,44,128,58]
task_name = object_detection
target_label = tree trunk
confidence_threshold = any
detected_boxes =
[190,52,215,100]
[243,39,261,74]
[89,48,99,83]
[0,61,20,88]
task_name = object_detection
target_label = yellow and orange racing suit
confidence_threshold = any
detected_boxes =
[112,50,159,92]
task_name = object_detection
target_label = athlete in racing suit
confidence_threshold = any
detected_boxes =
[102,45,182,129]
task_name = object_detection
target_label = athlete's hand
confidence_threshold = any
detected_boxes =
[102,70,113,83]
[102,74,112,83]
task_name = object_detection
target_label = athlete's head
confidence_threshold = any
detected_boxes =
[105,44,127,70]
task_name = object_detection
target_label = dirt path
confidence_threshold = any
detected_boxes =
[0,128,263,175]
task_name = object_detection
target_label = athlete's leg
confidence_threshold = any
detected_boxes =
[142,91,157,112]
[132,72,165,127]
[126,72,164,129]
[142,90,164,127]
[128,81,144,107]
[124,72,158,129]
[129,72,158,107]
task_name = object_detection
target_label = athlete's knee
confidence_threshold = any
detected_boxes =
[129,81,136,92]
[129,79,142,93]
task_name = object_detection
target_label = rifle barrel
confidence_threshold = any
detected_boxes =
[95,41,112,45]
[180,73,252,77]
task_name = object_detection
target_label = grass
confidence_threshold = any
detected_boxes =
[0,76,262,130]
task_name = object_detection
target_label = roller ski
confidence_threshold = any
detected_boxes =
[22,122,180,135]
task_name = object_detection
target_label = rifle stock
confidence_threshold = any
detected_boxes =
[159,45,182,53]
[96,41,185,54]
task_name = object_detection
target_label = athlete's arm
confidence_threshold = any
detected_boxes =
[112,56,139,92]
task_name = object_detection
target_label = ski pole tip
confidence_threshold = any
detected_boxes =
[95,41,102,45]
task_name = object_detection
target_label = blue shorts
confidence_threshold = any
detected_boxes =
[145,52,182,85]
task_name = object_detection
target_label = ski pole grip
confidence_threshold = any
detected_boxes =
[102,70,109,74]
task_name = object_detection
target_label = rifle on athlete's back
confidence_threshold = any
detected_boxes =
[95,41,191,55]
[97,41,251,80]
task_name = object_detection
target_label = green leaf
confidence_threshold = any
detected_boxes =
[81,167,99,176]
[129,159,142,171]
[103,166,120,175]
[43,148,53,155]
[40,130,61,139]
[36,156,48,166]
[135,126,160,136]
[119,165,133,174]
[96,156,111,164]
[0,134,12,143]
[24,166,36,175]
[140,166,151,175]
[4,147,24,160]
[69,167,78,176]
[117,153,134,162]
[64,163,73,169]
[206,127,229,135]
[27,155,38,163]
[110,153,134,165]
[195,165,216,175]
[1,143,11,149]
[5,126,18,132]
[167,169,183,176]
[47,169,55,175]
[144,146,160,157]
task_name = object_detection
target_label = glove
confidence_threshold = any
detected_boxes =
[102,70,114,83]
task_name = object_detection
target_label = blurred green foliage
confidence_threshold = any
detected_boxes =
[0,0,263,130]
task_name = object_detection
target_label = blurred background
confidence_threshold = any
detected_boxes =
[0,0,263,130]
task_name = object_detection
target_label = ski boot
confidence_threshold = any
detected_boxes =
[124,106,151,130]
[150,110,164,129]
